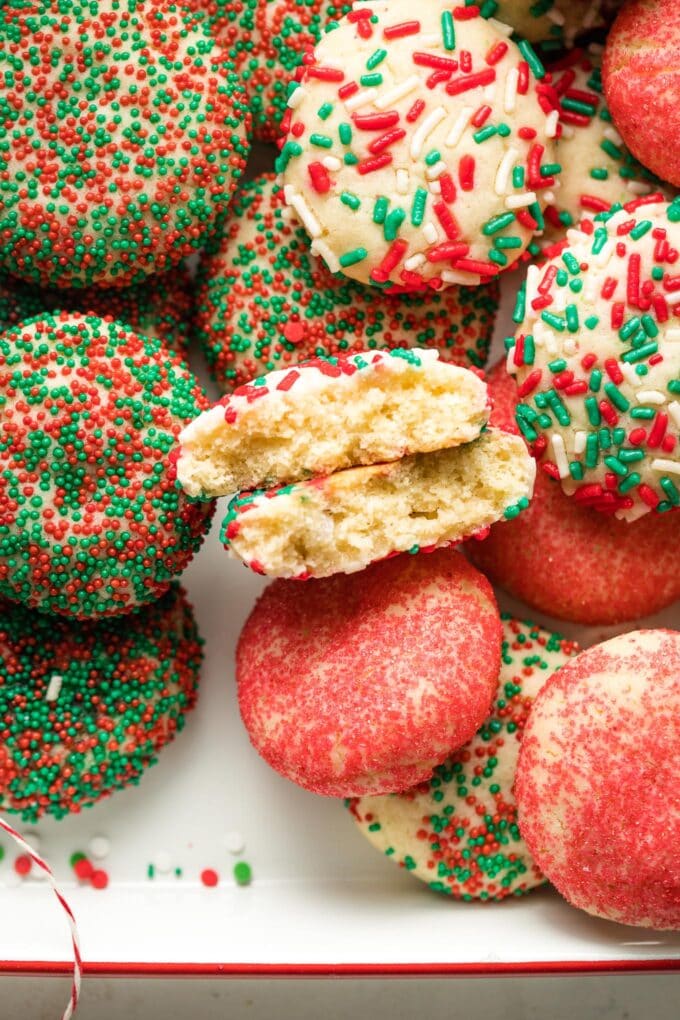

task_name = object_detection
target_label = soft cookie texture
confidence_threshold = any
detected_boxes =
[236,550,502,797]
[508,200,680,521]
[0,585,202,821]
[516,630,680,931]
[604,0,680,190]
[196,174,499,391]
[0,265,194,360]
[279,1,560,289]
[467,360,680,625]
[349,616,578,901]
[0,0,250,287]
[177,348,489,497]
[541,49,670,246]
[0,313,214,618]
[221,429,535,579]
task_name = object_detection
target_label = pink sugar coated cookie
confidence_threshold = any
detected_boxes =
[516,630,680,930]
[236,549,502,797]
[604,0,680,189]
[466,360,680,625]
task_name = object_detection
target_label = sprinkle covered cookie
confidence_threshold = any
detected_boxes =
[349,615,577,901]
[279,1,560,289]
[0,584,202,821]
[507,200,680,520]
[0,266,194,361]
[0,0,251,288]
[220,429,535,579]
[236,549,502,797]
[541,50,670,246]
[516,629,680,930]
[492,0,608,46]
[177,348,490,497]
[196,174,499,391]
[0,312,214,618]
[467,359,680,624]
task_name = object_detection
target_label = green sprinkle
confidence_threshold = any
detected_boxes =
[366,48,387,70]
[548,358,567,373]
[590,168,609,180]
[317,102,333,121]
[621,341,658,363]
[618,472,641,493]
[512,166,525,188]
[474,125,497,144]
[344,152,359,165]
[425,149,442,167]
[601,138,623,160]
[360,73,383,87]
[541,310,566,332]
[512,285,526,324]
[373,196,389,224]
[585,433,599,469]
[275,140,303,173]
[441,9,455,50]
[619,448,645,463]
[630,220,652,240]
[566,304,579,332]
[562,251,581,275]
[517,38,545,79]
[592,228,608,255]
[482,211,516,235]
[661,477,680,505]
[495,236,523,249]
[541,163,561,176]
[339,247,368,268]
[569,461,584,480]
[411,188,427,226]
[631,406,656,420]
[562,96,597,117]
[641,314,659,338]
[339,123,352,145]
[585,315,600,329]
[341,191,361,211]
[524,334,535,365]
[604,455,628,477]
[489,249,507,267]
[309,133,333,149]
[589,369,603,392]
[604,382,630,411]
[233,861,252,886]
[384,208,406,242]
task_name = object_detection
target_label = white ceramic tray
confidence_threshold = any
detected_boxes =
[1,247,679,983]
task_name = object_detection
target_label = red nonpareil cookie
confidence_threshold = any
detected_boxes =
[515,629,680,931]
[236,549,502,797]
[604,0,680,189]
[466,359,680,625]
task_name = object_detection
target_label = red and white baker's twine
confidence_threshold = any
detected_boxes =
[0,815,82,1019]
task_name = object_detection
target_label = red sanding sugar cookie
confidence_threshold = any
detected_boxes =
[236,549,502,797]
[516,629,680,931]
[466,359,680,625]
[603,0,680,188]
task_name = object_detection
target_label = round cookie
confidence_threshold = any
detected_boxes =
[466,360,680,625]
[0,584,202,822]
[604,0,680,190]
[516,629,680,931]
[0,0,251,288]
[279,2,561,290]
[507,199,680,521]
[0,266,194,361]
[197,175,499,391]
[236,549,502,797]
[0,312,214,619]
[492,1,609,45]
[541,49,670,246]
[349,615,578,901]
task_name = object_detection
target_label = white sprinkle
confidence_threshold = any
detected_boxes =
[322,156,342,171]
[506,347,517,374]
[626,180,652,195]
[651,459,680,475]
[89,836,111,860]
[543,191,556,205]
[545,109,559,138]
[488,17,513,36]
[665,328,680,340]
[442,269,481,285]
[45,674,62,702]
[444,106,473,148]
[551,435,570,479]
[419,33,441,47]
[603,126,623,146]
[344,89,376,112]
[619,362,639,387]
[154,852,173,874]
[283,184,296,205]
[405,253,426,271]
[505,191,537,209]
[396,169,409,195]
[423,222,439,245]
[503,67,518,115]
[636,390,666,405]
[428,179,442,195]
[224,832,246,855]
[311,239,340,275]
[287,86,306,109]
[426,160,447,181]
[289,193,322,239]
[375,75,420,110]
[494,147,518,195]
[574,431,588,456]
[668,401,680,428]
[410,105,447,158]
[563,338,578,357]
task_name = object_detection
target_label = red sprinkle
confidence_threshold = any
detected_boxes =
[383,21,420,39]
[353,111,400,130]
[485,41,508,66]
[14,855,31,877]
[446,69,496,96]
[406,98,426,123]
[307,65,344,82]
[357,153,393,175]
[201,868,219,887]
[308,162,330,194]
[459,154,475,191]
